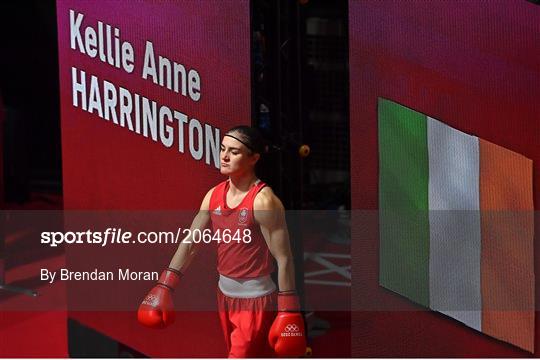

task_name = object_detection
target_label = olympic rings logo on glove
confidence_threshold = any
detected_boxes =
[284,324,300,333]
[280,323,303,337]
[142,294,159,307]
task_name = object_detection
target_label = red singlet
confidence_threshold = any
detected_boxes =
[209,179,275,278]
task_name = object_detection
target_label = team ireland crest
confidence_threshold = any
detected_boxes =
[238,208,249,225]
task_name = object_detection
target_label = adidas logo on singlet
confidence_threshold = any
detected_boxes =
[213,206,222,216]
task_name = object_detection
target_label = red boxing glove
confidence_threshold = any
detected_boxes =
[268,291,307,357]
[137,268,182,328]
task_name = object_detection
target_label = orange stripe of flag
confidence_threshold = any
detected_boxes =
[480,139,534,352]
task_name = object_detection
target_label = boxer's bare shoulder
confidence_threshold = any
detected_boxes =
[254,187,277,209]
[254,187,285,227]
[200,186,217,211]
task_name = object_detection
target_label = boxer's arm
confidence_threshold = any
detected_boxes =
[168,187,213,272]
[255,188,296,292]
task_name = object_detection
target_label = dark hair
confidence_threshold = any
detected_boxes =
[224,126,266,155]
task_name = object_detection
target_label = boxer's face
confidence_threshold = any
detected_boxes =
[220,135,259,176]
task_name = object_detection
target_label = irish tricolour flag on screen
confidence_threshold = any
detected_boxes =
[378,98,534,352]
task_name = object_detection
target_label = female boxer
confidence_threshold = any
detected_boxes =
[138,126,306,358]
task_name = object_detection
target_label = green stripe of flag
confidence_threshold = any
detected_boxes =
[378,98,430,307]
